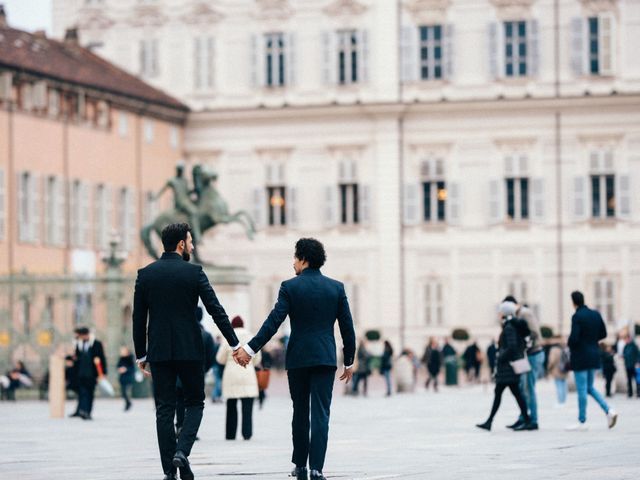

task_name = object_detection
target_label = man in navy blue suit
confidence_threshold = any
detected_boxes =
[234,238,356,480]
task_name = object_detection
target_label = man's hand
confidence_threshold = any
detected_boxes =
[233,348,251,368]
[137,360,151,378]
[339,367,353,384]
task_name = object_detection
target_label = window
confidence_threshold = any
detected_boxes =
[118,112,128,138]
[70,180,90,247]
[419,25,443,80]
[421,159,446,222]
[144,120,154,144]
[337,30,359,85]
[588,15,614,75]
[424,280,444,326]
[119,187,137,251]
[339,159,359,225]
[504,21,527,77]
[140,39,160,77]
[21,297,31,335]
[507,279,529,306]
[265,33,286,87]
[45,176,59,245]
[265,164,286,227]
[169,126,179,149]
[20,83,33,112]
[589,150,615,219]
[48,89,60,117]
[194,36,215,90]
[73,292,92,326]
[94,184,112,250]
[505,155,529,221]
[18,172,40,243]
[594,278,614,323]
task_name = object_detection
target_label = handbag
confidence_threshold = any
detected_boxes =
[256,369,271,391]
[510,356,532,375]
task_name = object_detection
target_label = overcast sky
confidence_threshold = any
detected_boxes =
[3,0,52,34]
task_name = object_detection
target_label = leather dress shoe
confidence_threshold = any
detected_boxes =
[514,421,538,431]
[291,466,308,480]
[172,451,194,480]
[163,473,177,480]
[507,419,524,429]
[310,470,327,480]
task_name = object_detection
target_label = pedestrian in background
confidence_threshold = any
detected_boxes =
[216,316,261,440]
[547,338,569,406]
[565,291,617,431]
[352,340,371,396]
[600,343,617,398]
[395,349,416,393]
[256,346,273,408]
[0,360,32,401]
[486,339,497,377]
[463,342,481,383]
[422,338,442,392]
[70,327,107,420]
[117,346,136,411]
[622,335,639,398]
[211,335,224,404]
[380,340,394,397]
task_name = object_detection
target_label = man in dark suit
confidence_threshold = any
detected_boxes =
[234,238,356,480]
[566,291,618,431]
[70,327,107,420]
[133,223,240,480]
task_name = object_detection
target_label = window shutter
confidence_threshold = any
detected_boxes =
[140,40,147,75]
[93,186,102,249]
[616,174,630,219]
[17,173,26,242]
[194,37,202,90]
[401,26,418,83]
[488,22,501,79]
[44,178,54,245]
[252,188,266,229]
[250,34,265,88]
[531,177,545,222]
[358,184,371,226]
[104,185,112,246]
[570,17,586,77]
[403,183,420,226]
[358,29,370,83]
[324,185,338,227]
[33,81,47,110]
[444,24,455,80]
[286,32,296,86]
[504,156,515,177]
[0,72,12,101]
[528,19,539,77]
[573,176,587,221]
[128,189,137,251]
[31,174,41,243]
[69,182,78,247]
[207,37,215,88]
[152,39,159,76]
[489,179,504,224]
[446,182,460,225]
[598,13,615,76]
[322,31,337,85]
[81,182,90,247]
[286,186,298,227]
[55,178,67,247]
[0,169,4,241]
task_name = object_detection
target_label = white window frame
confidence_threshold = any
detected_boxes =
[265,32,286,87]
[338,158,359,225]
[504,20,527,77]
[419,25,444,80]
[144,120,154,144]
[337,30,359,85]
[194,36,215,91]
[504,155,530,222]
[594,277,615,324]
[118,112,129,138]
[140,39,160,78]
[424,279,444,326]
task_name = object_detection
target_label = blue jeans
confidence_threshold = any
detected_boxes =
[554,378,567,404]
[518,350,545,424]
[382,370,392,395]
[574,369,609,423]
[211,365,222,401]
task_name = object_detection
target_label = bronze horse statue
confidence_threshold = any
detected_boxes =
[141,165,255,265]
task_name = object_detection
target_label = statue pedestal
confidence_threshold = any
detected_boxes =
[200,266,253,336]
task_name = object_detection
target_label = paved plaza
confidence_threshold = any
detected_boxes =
[1,374,638,480]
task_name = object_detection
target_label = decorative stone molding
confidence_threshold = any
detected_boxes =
[403,0,451,25]
[492,137,537,150]
[253,0,294,21]
[77,7,115,30]
[489,0,536,20]
[578,0,619,15]
[127,5,169,28]
[180,3,224,26]
[323,0,369,18]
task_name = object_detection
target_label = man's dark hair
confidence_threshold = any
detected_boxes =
[571,291,585,307]
[161,223,191,252]
[503,295,517,304]
[74,327,89,335]
[295,238,326,269]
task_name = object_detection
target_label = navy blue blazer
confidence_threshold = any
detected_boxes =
[247,268,356,370]
[568,305,607,371]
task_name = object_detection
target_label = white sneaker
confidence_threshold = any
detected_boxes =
[607,409,618,429]
[565,423,589,431]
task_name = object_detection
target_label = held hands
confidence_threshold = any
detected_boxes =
[233,347,251,368]
[137,360,152,378]
[339,367,353,384]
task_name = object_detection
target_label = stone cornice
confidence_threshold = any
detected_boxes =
[490,0,536,20]
[578,0,619,14]
[180,3,225,26]
[323,0,369,18]
[253,0,295,21]
[127,5,169,28]
[77,7,116,30]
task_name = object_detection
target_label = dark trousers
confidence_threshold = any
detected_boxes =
[351,372,368,395]
[288,366,336,473]
[150,361,204,475]
[487,382,529,423]
[226,398,254,440]
[604,371,615,397]
[425,370,439,391]
[77,378,96,416]
[625,368,639,397]
[120,379,132,408]
[175,381,185,431]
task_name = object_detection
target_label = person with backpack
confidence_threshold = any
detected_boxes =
[476,302,533,432]
[547,338,569,406]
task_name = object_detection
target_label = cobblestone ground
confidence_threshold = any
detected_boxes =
[1,373,638,480]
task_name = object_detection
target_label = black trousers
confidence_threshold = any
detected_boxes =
[77,378,96,416]
[226,398,254,440]
[625,368,638,397]
[604,371,615,397]
[288,366,336,473]
[120,379,132,407]
[150,361,204,475]
[488,382,529,423]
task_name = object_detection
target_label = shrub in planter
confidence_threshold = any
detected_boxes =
[451,328,470,341]
[540,325,554,339]
[635,324,640,336]
[365,329,381,341]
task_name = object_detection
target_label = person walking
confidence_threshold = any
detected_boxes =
[601,343,617,398]
[622,335,639,398]
[234,238,356,480]
[132,223,240,480]
[379,340,394,397]
[210,336,224,404]
[216,316,261,440]
[476,302,533,432]
[0,360,32,401]
[503,296,545,431]
[352,340,371,396]
[547,339,569,406]
[70,327,107,420]
[486,339,497,377]
[117,347,136,411]
[565,291,617,431]
[463,342,480,382]
[422,338,442,392]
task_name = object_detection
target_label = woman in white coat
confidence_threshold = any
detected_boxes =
[216,316,261,440]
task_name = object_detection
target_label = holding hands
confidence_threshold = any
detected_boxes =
[233,347,251,367]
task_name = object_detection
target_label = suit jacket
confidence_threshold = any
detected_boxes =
[132,252,239,362]
[247,268,356,370]
[568,305,607,371]
[74,338,107,380]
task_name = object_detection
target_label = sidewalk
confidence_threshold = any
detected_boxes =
[0,376,637,479]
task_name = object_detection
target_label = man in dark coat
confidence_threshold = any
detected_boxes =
[234,238,356,480]
[622,336,639,398]
[70,327,107,420]
[133,223,240,480]
[566,291,617,430]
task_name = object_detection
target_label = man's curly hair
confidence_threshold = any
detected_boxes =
[295,238,326,269]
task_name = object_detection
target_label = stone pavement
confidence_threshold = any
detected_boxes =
[1,374,638,480]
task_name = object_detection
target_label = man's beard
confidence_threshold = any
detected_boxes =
[182,251,191,262]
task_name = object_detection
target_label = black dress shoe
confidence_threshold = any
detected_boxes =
[163,473,177,480]
[514,421,538,431]
[507,419,524,429]
[172,451,193,480]
[310,470,326,480]
[69,412,81,418]
[291,466,308,480]
[475,420,492,431]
